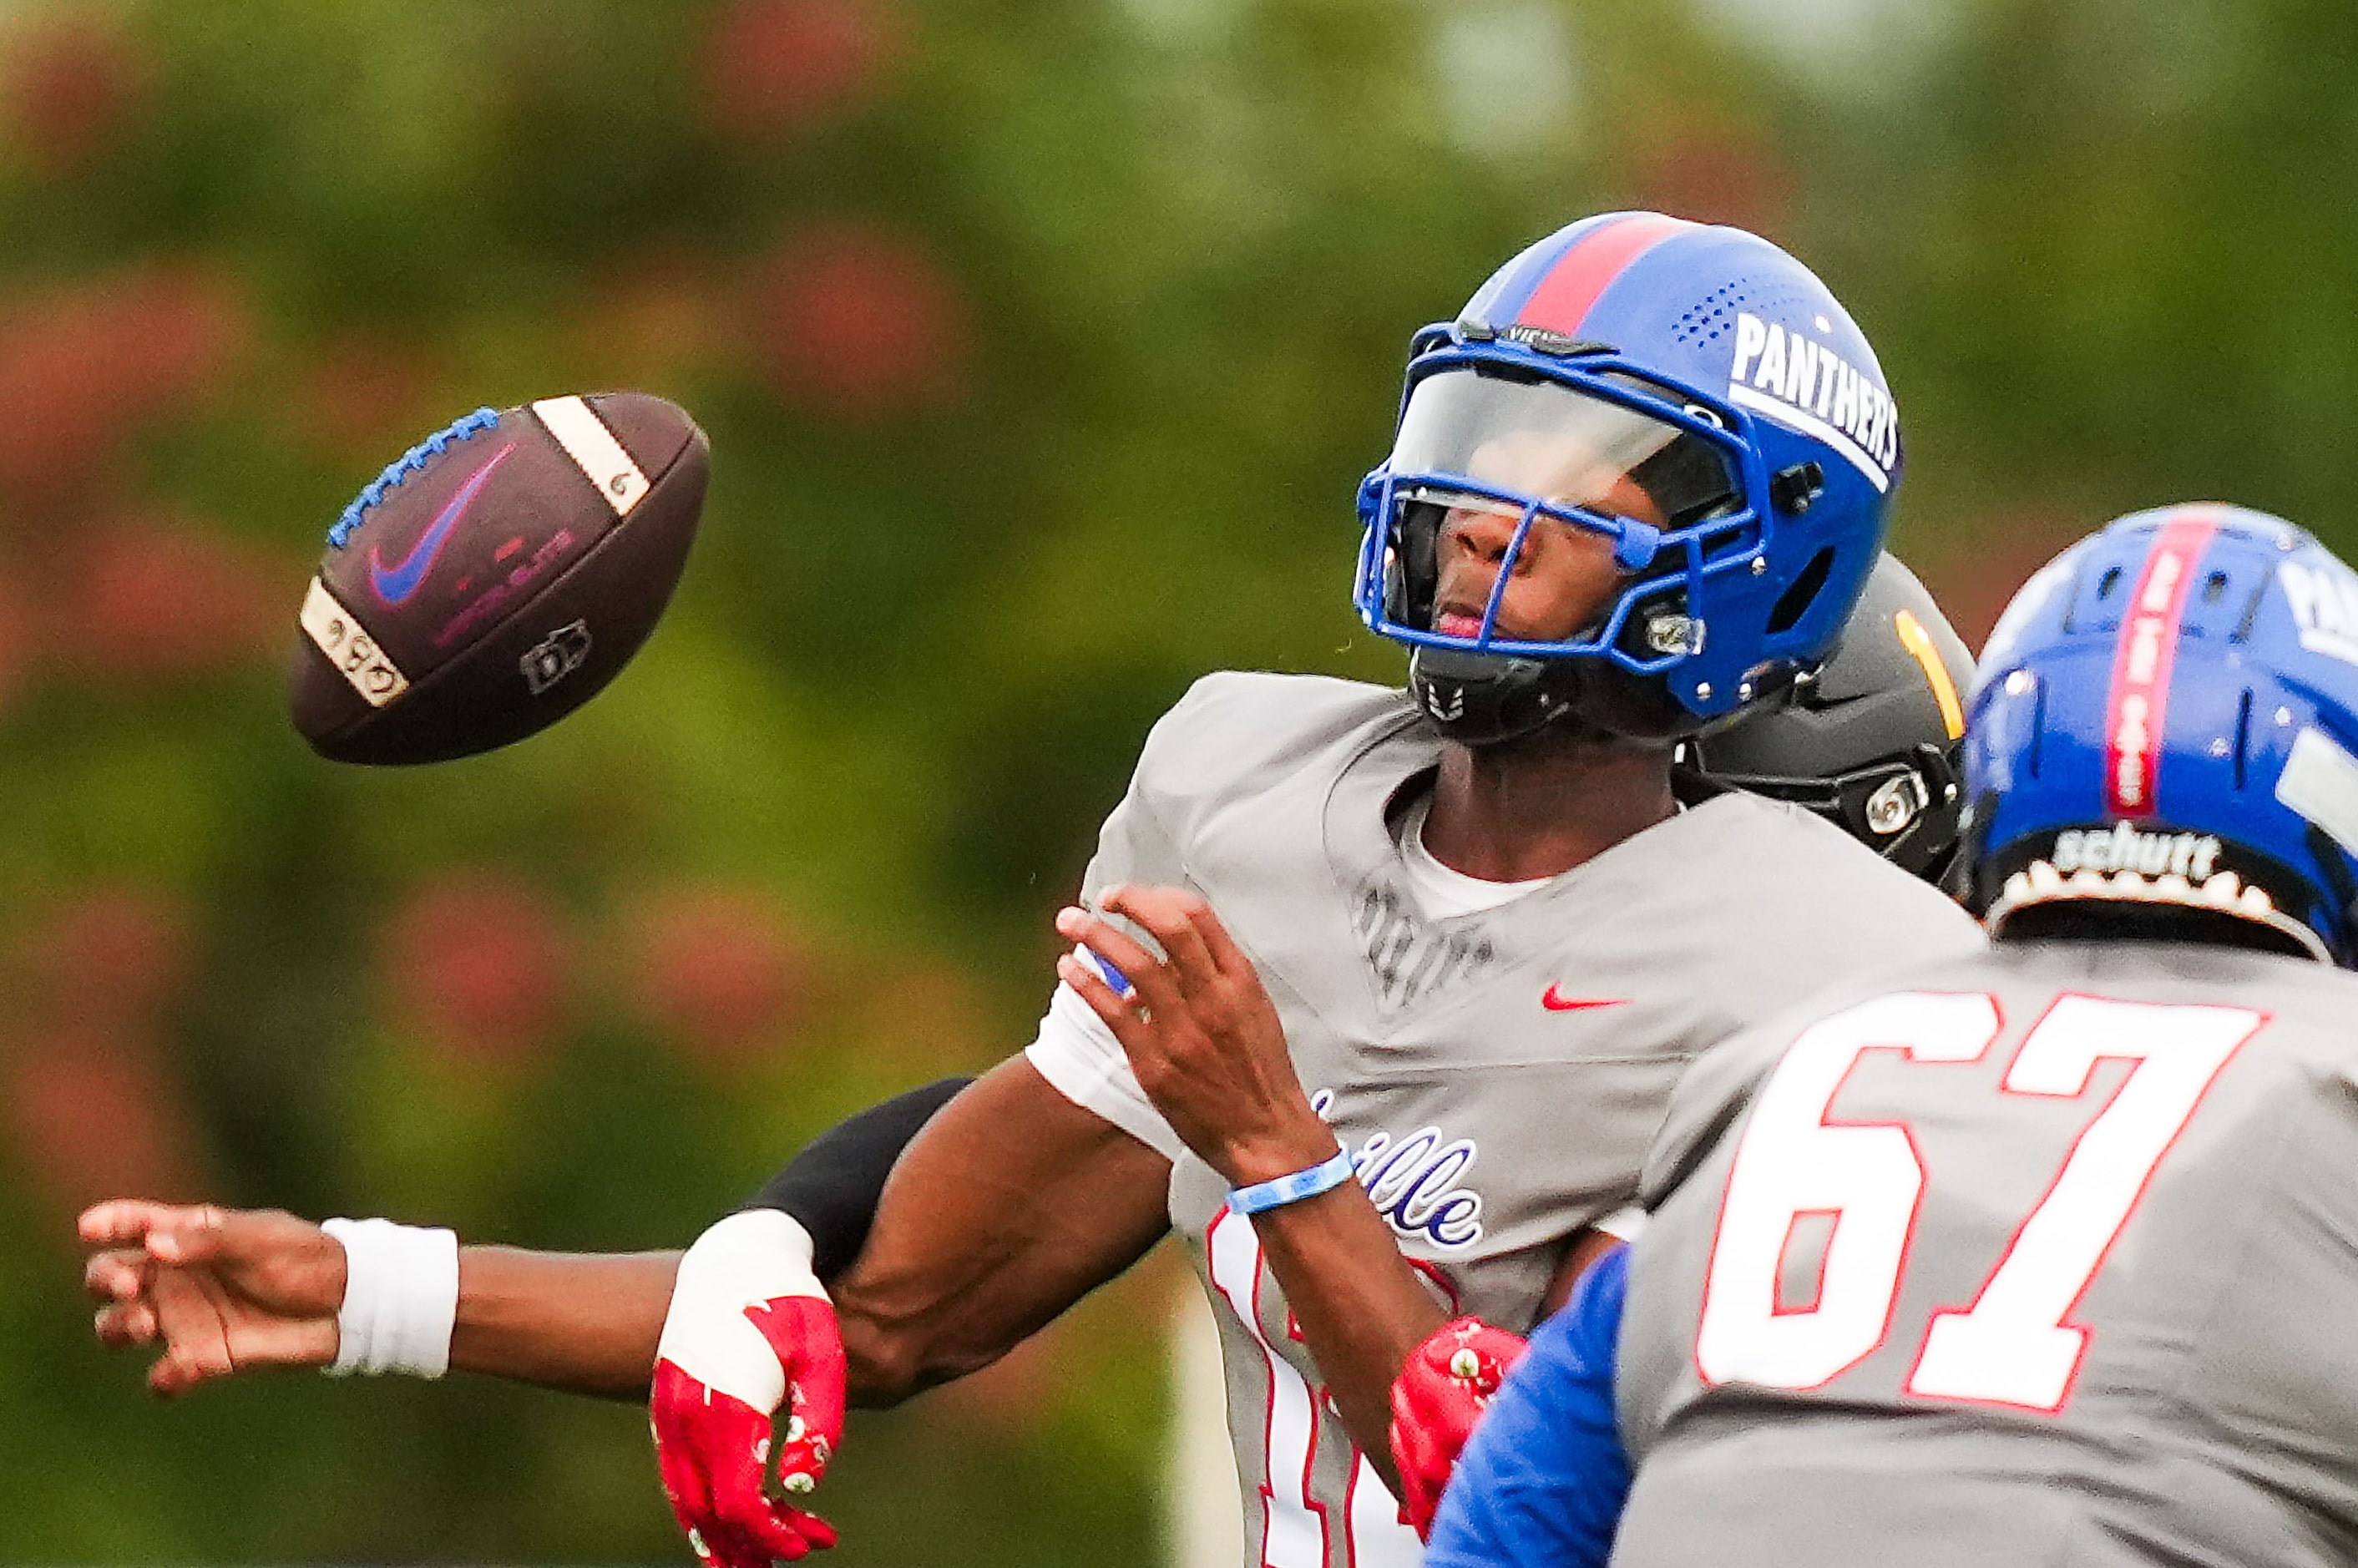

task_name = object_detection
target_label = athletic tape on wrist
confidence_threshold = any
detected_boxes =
[1227,1147,1355,1216]
[320,1217,460,1378]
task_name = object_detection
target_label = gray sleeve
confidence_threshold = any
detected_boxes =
[1070,675,1242,897]
[1075,772,1187,899]
[1020,682,1204,1153]
[1638,1028,1784,1208]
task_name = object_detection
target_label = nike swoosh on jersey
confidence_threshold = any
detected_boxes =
[1542,985,1628,1012]
[368,443,515,605]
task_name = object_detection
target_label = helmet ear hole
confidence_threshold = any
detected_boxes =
[1767,547,1836,635]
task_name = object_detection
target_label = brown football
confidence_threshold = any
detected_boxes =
[289,392,709,764]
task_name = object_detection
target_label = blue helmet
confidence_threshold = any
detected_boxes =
[1354,211,1903,742]
[1966,504,2358,965]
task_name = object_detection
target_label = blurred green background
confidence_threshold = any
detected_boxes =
[0,0,2350,1559]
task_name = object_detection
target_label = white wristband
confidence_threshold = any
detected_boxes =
[320,1217,460,1378]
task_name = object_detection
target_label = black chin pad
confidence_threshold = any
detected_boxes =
[1408,645,1701,746]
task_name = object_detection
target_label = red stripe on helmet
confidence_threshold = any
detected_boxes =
[1514,213,1694,337]
[2104,510,2222,817]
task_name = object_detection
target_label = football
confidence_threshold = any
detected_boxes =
[289,392,709,764]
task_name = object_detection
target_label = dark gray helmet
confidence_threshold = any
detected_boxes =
[1679,552,1973,883]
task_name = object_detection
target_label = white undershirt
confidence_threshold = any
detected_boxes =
[1025,786,1555,1156]
[1393,793,1555,918]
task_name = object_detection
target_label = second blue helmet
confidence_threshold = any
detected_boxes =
[1966,503,2358,965]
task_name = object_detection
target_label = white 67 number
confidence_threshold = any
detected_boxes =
[1695,991,2259,1412]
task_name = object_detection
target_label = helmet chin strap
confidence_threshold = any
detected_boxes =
[1409,644,1703,747]
[1408,646,1596,748]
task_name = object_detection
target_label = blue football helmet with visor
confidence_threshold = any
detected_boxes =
[1354,212,1904,742]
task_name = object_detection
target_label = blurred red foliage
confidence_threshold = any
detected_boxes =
[297,333,449,465]
[0,12,151,179]
[382,873,573,1068]
[1,883,206,1213]
[46,513,287,683]
[0,563,30,714]
[29,882,193,1030]
[0,263,249,513]
[750,219,973,421]
[578,248,728,392]
[1915,511,2088,652]
[1632,129,1798,240]
[698,0,895,141]
[628,883,809,1066]
[6,1021,206,1213]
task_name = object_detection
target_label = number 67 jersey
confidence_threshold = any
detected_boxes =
[1612,936,2358,1568]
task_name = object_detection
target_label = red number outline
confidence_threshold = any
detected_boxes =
[1900,992,2264,1412]
[1695,989,2263,1414]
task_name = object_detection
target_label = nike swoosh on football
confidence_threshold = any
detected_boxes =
[368,443,516,606]
[1542,985,1628,1012]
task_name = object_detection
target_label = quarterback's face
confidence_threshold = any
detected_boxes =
[1429,430,1665,642]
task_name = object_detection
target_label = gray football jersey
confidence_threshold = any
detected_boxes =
[1080,672,1983,1568]
[1612,938,2358,1568]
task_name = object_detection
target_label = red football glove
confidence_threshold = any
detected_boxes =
[1389,1315,1530,1540]
[651,1211,848,1566]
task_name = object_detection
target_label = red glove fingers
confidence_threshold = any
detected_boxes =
[655,1360,817,1567]
[751,1296,846,1502]
[652,1212,842,1566]
[1389,1315,1531,1540]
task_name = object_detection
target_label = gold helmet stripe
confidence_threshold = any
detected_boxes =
[1895,607,1965,740]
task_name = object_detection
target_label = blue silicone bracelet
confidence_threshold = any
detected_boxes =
[1227,1148,1356,1216]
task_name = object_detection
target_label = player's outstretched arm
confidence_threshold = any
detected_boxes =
[83,1060,1143,1405]
[824,1053,1174,1402]
[85,1077,988,1406]
[81,1199,682,1399]
[448,1246,681,1394]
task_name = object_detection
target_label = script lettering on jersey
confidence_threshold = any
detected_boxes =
[1351,880,1499,1010]
[1309,1088,1485,1250]
[1725,311,1897,493]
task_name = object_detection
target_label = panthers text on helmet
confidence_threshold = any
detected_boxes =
[1727,311,1898,485]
